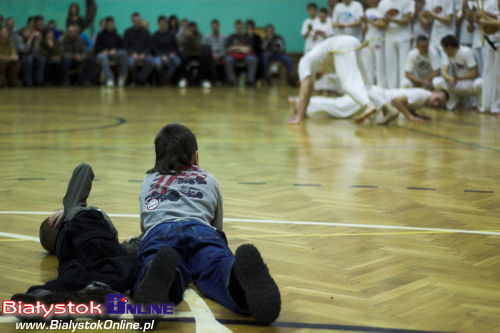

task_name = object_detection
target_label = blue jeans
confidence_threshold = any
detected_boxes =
[262,52,294,77]
[97,50,128,82]
[22,55,46,85]
[153,55,180,83]
[128,55,155,83]
[134,221,247,313]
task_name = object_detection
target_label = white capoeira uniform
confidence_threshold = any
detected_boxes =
[432,46,482,110]
[378,0,413,88]
[301,95,362,119]
[480,0,500,113]
[298,35,371,109]
[331,1,364,41]
[361,6,386,87]
[402,48,441,87]
[368,86,432,110]
[428,0,455,58]
[301,17,317,53]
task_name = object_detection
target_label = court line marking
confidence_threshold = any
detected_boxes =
[184,289,232,333]
[1,210,500,237]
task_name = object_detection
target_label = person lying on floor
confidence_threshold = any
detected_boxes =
[11,163,140,314]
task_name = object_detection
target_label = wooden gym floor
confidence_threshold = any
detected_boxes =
[0,86,499,333]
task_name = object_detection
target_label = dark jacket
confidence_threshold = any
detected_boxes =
[263,34,286,54]
[61,35,87,57]
[94,29,125,54]
[124,26,151,54]
[39,40,62,59]
[248,33,262,56]
[151,30,178,56]
[179,32,202,57]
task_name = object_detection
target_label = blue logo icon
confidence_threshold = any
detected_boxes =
[105,294,174,315]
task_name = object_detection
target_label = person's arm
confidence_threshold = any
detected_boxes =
[301,20,313,39]
[212,182,223,231]
[392,95,427,122]
[387,13,412,26]
[479,17,500,29]
[456,66,478,81]
[418,9,432,28]
[430,12,453,24]
[367,17,387,28]
[286,76,313,124]
[425,69,440,82]
[442,64,453,82]
[405,71,427,86]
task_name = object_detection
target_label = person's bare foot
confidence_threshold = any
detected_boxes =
[288,97,298,116]
[354,103,377,124]
[285,114,303,124]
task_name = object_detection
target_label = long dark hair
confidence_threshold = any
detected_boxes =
[68,3,80,17]
[147,124,198,175]
[168,15,179,32]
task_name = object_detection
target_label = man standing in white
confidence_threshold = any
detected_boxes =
[412,0,431,46]
[312,8,334,48]
[378,0,413,88]
[361,0,386,86]
[403,35,441,89]
[331,0,364,41]
[433,35,482,110]
[478,0,500,114]
[286,35,376,124]
[423,0,455,57]
[301,3,318,53]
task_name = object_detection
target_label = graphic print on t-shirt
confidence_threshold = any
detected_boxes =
[145,167,208,210]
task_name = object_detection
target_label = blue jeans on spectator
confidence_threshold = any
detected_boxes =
[262,52,294,77]
[224,54,257,84]
[128,55,155,83]
[153,55,181,84]
[62,56,96,84]
[134,221,248,314]
[97,50,128,83]
[22,55,46,86]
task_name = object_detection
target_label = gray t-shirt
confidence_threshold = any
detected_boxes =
[139,166,223,235]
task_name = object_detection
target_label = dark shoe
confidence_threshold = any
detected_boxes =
[134,247,179,304]
[233,244,281,325]
[77,281,116,304]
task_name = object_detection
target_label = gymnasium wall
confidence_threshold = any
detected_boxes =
[0,0,337,53]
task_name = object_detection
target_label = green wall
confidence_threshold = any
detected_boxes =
[0,0,324,52]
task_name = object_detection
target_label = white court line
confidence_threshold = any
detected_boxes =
[0,210,499,237]
[184,289,232,333]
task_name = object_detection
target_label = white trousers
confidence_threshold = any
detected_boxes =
[481,45,500,113]
[384,37,410,88]
[361,39,386,87]
[433,76,483,110]
[302,95,362,118]
[333,48,371,106]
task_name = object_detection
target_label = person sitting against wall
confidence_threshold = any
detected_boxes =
[262,24,295,85]
[94,17,128,87]
[151,15,180,86]
[224,20,257,86]
[13,25,45,86]
[124,12,155,85]
[39,27,63,85]
[177,22,216,88]
[0,27,20,87]
[61,24,95,86]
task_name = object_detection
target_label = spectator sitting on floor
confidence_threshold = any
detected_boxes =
[124,12,155,85]
[262,24,295,85]
[225,20,257,86]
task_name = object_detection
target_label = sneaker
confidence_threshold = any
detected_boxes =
[118,77,126,87]
[178,78,187,88]
[202,80,212,89]
[134,247,179,305]
[106,80,114,87]
[232,244,281,325]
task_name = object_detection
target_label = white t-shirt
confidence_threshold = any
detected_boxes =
[378,0,413,41]
[365,7,385,40]
[413,3,431,39]
[332,1,364,41]
[442,46,477,77]
[311,17,334,48]
[428,0,455,44]
[457,1,475,46]
[404,48,441,79]
[388,88,432,108]
[301,17,316,53]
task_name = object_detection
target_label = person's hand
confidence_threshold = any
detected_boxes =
[447,76,457,88]
[47,209,64,228]
[423,79,433,90]
[409,115,428,123]
[361,16,368,23]
[337,23,346,29]
[162,55,169,64]
[109,49,116,55]
[74,54,81,61]
[308,23,313,31]
[10,54,18,61]
[139,53,145,60]
[132,52,139,60]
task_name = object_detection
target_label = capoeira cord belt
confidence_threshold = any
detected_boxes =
[327,40,370,54]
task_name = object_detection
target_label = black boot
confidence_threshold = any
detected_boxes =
[232,244,281,325]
